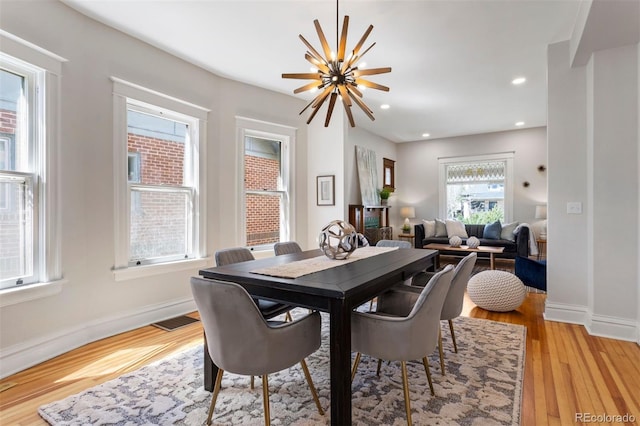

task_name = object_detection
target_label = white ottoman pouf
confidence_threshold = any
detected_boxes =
[467,270,526,312]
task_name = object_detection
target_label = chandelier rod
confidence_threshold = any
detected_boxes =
[336,0,339,54]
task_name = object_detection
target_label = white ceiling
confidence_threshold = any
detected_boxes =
[62,0,583,143]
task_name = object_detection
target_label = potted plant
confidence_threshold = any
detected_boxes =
[378,188,391,205]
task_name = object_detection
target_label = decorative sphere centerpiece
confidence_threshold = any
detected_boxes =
[319,220,358,260]
[467,236,480,249]
[449,235,462,248]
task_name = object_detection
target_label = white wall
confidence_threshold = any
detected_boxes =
[396,127,547,231]
[546,2,639,342]
[0,1,310,376]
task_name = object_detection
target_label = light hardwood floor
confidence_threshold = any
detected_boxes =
[1,278,639,425]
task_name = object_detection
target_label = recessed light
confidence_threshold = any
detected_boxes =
[515,121,525,126]
[380,104,390,110]
[512,77,526,85]
[422,133,430,138]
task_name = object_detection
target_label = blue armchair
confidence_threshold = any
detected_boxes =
[515,256,546,292]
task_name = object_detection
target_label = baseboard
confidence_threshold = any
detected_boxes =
[0,297,197,379]
[543,301,589,324]
[586,314,638,342]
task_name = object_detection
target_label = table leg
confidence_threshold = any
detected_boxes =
[490,253,495,270]
[329,299,352,425]
[203,331,218,392]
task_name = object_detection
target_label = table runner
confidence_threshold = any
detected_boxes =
[250,246,398,279]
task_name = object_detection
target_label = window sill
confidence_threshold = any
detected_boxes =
[0,279,66,308]
[113,257,212,282]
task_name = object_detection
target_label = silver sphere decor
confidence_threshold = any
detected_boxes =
[467,236,481,249]
[319,220,358,260]
[449,235,462,247]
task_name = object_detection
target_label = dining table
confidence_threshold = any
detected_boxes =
[198,247,438,425]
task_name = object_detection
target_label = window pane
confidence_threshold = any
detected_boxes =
[130,189,189,261]
[245,193,281,247]
[245,137,281,191]
[447,182,504,223]
[0,176,33,281]
[127,109,187,186]
[0,69,23,172]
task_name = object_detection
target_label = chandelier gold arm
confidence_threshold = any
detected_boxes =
[282,72,322,80]
[355,78,390,92]
[353,67,392,77]
[337,84,352,106]
[299,35,328,67]
[312,86,335,108]
[305,53,330,73]
[348,91,375,121]
[314,20,333,60]
[337,16,349,61]
[341,96,356,127]
[294,81,323,94]
[325,92,338,126]
[350,25,374,59]
[306,91,332,124]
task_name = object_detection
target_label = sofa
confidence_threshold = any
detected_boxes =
[414,221,529,259]
[515,256,547,291]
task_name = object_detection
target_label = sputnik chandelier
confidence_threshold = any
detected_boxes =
[282,0,391,127]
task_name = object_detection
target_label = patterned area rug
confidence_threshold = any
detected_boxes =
[39,310,525,425]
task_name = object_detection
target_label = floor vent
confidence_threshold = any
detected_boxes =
[152,315,199,331]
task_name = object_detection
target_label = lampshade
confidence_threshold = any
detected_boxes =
[535,205,547,220]
[400,207,415,219]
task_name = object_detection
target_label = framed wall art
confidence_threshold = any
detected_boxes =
[316,175,335,206]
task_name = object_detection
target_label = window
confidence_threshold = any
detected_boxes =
[113,78,208,275]
[237,117,294,250]
[439,153,514,224]
[0,46,61,291]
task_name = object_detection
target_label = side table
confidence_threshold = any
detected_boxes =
[536,238,547,260]
[398,233,415,247]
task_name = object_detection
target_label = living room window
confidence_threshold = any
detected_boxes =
[0,46,62,292]
[112,79,208,277]
[237,117,294,250]
[439,153,514,224]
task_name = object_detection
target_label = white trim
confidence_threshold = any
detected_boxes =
[0,31,67,75]
[438,152,514,222]
[0,296,197,378]
[586,314,638,342]
[113,257,212,282]
[0,279,65,308]
[543,301,589,324]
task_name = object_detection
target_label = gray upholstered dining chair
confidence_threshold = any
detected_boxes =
[378,253,477,374]
[375,239,412,249]
[215,247,293,321]
[273,241,302,256]
[350,265,454,426]
[190,277,324,426]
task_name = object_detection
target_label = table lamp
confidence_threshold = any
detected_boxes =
[535,205,547,239]
[400,206,416,234]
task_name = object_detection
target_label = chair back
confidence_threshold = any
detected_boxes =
[190,278,271,374]
[215,247,254,266]
[441,253,477,320]
[405,265,454,358]
[274,241,302,256]
[375,239,412,249]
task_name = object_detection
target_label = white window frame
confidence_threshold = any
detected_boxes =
[112,78,209,281]
[438,152,514,223]
[236,117,296,251]
[0,32,63,299]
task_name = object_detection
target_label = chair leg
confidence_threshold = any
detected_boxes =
[376,359,382,376]
[421,357,435,396]
[351,352,362,382]
[400,361,413,426]
[262,374,270,426]
[300,359,324,415]
[449,319,458,353]
[438,327,445,375]
[206,368,224,425]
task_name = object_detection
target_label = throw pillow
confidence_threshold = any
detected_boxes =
[483,221,502,239]
[445,219,468,238]
[500,221,519,242]
[422,219,436,238]
[435,219,448,237]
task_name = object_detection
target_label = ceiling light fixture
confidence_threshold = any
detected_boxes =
[422,133,430,138]
[282,0,391,127]
[515,121,525,126]
[380,104,390,109]
[512,77,526,85]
